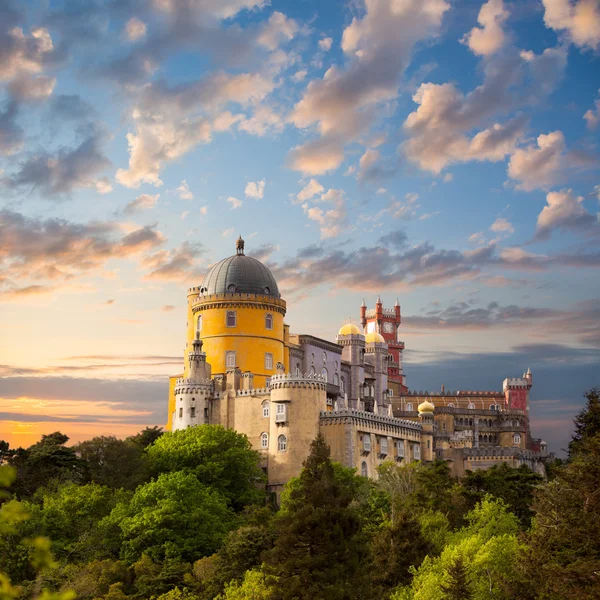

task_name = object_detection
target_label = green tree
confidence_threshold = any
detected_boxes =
[264,435,371,600]
[527,434,600,599]
[440,557,472,600]
[147,426,265,510]
[217,569,272,600]
[111,471,236,563]
[568,387,600,458]
[75,436,149,490]
[127,426,164,449]
[0,441,15,465]
[9,433,86,499]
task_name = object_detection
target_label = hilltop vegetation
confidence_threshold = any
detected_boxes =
[1,388,599,600]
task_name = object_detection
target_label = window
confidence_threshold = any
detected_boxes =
[321,368,328,382]
[266,378,271,387]
[179,407,183,418]
[396,440,405,458]
[265,353,273,370]
[406,402,413,412]
[333,373,339,386]
[513,434,521,445]
[340,377,345,393]
[361,461,368,477]
[388,389,393,397]
[204,407,209,422]
[468,402,475,409]
[261,432,269,449]
[265,313,273,330]
[311,353,315,364]
[226,311,236,327]
[363,434,371,452]
[278,434,287,452]
[427,440,430,449]
[275,403,287,423]
[310,365,316,376]
[226,351,236,368]
[447,403,455,408]
[414,444,421,460]
[323,352,327,363]
[197,315,202,332]
[262,401,270,418]
[295,363,301,376]
[380,437,388,456]
[334,361,338,370]
[190,406,196,418]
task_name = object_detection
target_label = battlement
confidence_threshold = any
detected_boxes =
[319,409,422,431]
[236,387,270,397]
[176,377,212,386]
[503,377,531,391]
[191,292,286,313]
[270,372,327,391]
[403,390,503,397]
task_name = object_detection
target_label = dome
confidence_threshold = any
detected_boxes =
[365,331,385,344]
[199,236,280,297]
[418,400,435,414]
[338,322,362,336]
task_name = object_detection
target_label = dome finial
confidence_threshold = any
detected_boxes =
[236,235,245,255]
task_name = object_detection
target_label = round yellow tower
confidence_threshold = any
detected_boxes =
[186,236,287,387]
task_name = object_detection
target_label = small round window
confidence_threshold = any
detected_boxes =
[264,286,270,294]
[228,284,236,292]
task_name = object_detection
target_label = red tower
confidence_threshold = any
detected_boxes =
[361,296,407,393]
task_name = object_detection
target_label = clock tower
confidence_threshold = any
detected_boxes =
[360,296,407,394]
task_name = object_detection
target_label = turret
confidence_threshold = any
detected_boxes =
[394,298,401,323]
[360,298,367,329]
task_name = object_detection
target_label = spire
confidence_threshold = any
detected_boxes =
[376,294,381,304]
[526,367,532,376]
[361,298,366,307]
[394,297,400,307]
[236,235,245,255]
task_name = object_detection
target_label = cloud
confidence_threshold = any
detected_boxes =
[506,130,595,191]
[3,125,111,195]
[123,193,159,214]
[200,206,208,216]
[248,243,279,262]
[176,179,194,199]
[162,304,175,312]
[318,37,333,52]
[257,12,299,51]
[222,228,234,237]
[296,178,324,203]
[535,189,598,240]
[292,70,307,82]
[8,75,56,100]
[226,196,243,209]
[356,147,398,182]
[301,188,348,239]
[0,26,55,81]
[462,0,509,56]
[490,217,514,234]
[287,0,450,174]
[0,100,22,155]
[244,179,265,199]
[583,89,600,129]
[542,0,600,50]
[143,241,204,281]
[125,17,147,42]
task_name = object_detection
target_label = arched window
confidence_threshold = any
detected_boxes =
[262,401,269,418]
[513,434,521,446]
[361,461,368,477]
[406,402,413,412]
[265,353,273,370]
[260,432,269,449]
[197,315,202,332]
[321,368,328,382]
[278,434,287,452]
[323,352,327,364]
[340,377,345,393]
[333,373,339,386]
[447,403,455,408]
[265,313,273,330]
[295,363,301,376]
[226,311,236,327]
[309,365,315,376]
[311,353,315,364]
[226,351,236,368]
[468,402,475,409]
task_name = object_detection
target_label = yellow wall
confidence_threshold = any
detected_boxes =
[188,299,286,389]
[166,375,181,431]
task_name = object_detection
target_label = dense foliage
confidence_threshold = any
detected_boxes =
[1,388,598,600]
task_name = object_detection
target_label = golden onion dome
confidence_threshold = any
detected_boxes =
[365,330,386,344]
[418,400,435,414]
[338,322,362,336]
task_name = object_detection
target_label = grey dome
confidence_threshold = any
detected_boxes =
[199,238,280,297]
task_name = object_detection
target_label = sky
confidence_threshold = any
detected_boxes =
[0,0,599,455]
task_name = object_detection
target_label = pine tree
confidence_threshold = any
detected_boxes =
[264,434,372,600]
[440,557,472,600]
[569,388,600,458]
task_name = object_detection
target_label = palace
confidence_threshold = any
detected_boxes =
[167,237,550,496]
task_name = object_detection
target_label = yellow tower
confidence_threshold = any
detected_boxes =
[189,235,286,387]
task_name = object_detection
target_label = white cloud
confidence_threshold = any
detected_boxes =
[469,232,485,245]
[542,0,600,50]
[0,27,54,81]
[535,188,597,240]
[490,217,514,234]
[200,206,208,216]
[95,178,113,195]
[443,173,453,182]
[226,196,243,209]
[176,180,194,200]
[296,178,324,203]
[292,70,307,82]
[302,198,347,239]
[257,12,299,50]
[123,193,159,214]
[180,210,189,220]
[244,179,266,199]
[8,75,56,100]
[237,105,284,136]
[462,0,509,56]
[584,89,600,129]
[125,17,147,41]
[318,37,333,51]
[222,228,234,237]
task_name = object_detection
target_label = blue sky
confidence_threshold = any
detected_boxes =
[0,0,599,453]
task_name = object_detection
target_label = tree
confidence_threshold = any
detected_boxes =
[0,441,15,465]
[111,471,236,563]
[8,432,86,498]
[263,435,372,600]
[440,557,472,600]
[569,387,600,458]
[217,569,272,600]
[128,426,164,449]
[147,425,265,510]
[75,436,149,490]
[527,434,600,599]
